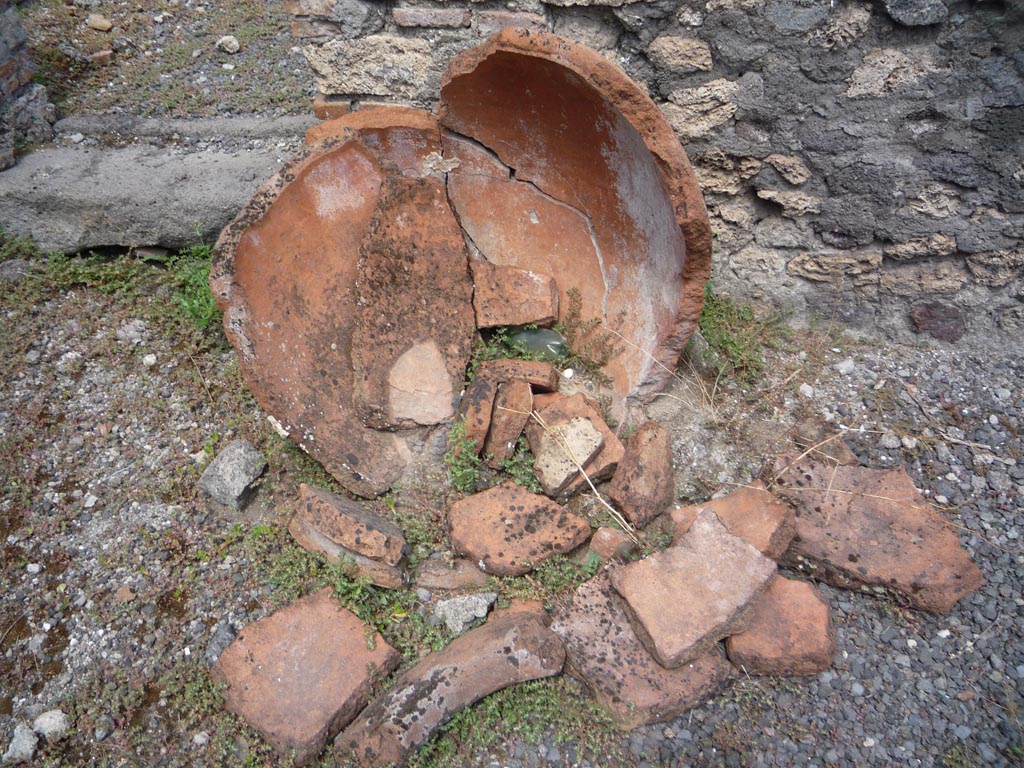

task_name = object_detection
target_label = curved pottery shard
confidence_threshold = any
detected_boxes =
[213,31,710,497]
[439,28,712,404]
[212,107,476,497]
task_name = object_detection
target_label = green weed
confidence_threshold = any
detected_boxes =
[496,436,542,494]
[498,553,601,610]
[698,283,790,384]
[408,676,626,768]
[169,244,222,330]
[444,417,483,494]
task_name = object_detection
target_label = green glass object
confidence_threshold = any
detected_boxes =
[506,327,568,361]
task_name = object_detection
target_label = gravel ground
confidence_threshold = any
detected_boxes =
[4,2,1024,766]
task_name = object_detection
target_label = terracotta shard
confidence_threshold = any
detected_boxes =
[295,483,406,566]
[448,481,591,576]
[335,611,565,767]
[476,358,561,391]
[288,514,406,588]
[609,420,675,528]
[352,172,476,429]
[532,416,604,498]
[610,509,777,669]
[726,576,837,676]
[470,259,559,328]
[439,28,712,406]
[670,480,795,560]
[455,374,499,457]
[483,379,533,467]
[552,574,736,729]
[214,588,400,766]
[772,455,983,613]
[212,110,455,498]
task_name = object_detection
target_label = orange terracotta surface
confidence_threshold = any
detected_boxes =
[439,28,711,406]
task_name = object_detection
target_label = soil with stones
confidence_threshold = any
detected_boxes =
[3,3,1023,766]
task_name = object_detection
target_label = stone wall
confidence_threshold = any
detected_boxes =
[289,0,1023,345]
[0,0,54,168]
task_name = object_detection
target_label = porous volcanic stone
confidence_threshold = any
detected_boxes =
[611,509,776,668]
[448,482,591,576]
[772,455,984,613]
[470,259,559,328]
[670,481,795,560]
[198,439,267,510]
[526,393,624,499]
[215,588,400,766]
[335,611,564,767]
[726,577,836,676]
[439,28,712,408]
[609,420,674,527]
[532,416,604,498]
[484,379,533,468]
[551,574,736,729]
[296,483,406,566]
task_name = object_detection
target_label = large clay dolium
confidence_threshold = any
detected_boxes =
[439,28,712,406]
[211,29,711,497]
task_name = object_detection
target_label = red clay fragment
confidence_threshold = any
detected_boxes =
[772,455,983,613]
[470,259,559,328]
[215,588,400,766]
[483,379,533,467]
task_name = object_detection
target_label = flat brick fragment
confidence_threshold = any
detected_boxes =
[470,260,559,328]
[295,483,406,565]
[670,480,795,560]
[312,93,351,120]
[477,358,561,391]
[726,577,836,676]
[335,611,564,767]
[551,574,736,729]
[525,393,624,499]
[611,509,776,668]
[288,515,406,588]
[215,588,400,766]
[448,482,591,576]
[475,11,549,35]
[484,379,533,467]
[609,420,674,527]
[773,455,983,613]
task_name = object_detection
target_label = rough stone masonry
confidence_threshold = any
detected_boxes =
[287,0,1024,349]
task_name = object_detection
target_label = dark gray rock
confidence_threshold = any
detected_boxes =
[883,0,948,27]
[198,439,267,510]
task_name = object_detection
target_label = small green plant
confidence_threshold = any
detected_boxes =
[444,417,483,494]
[465,325,544,382]
[0,229,42,262]
[169,244,222,329]
[698,283,789,384]
[499,553,601,609]
[496,437,542,494]
[408,676,626,768]
[553,287,622,383]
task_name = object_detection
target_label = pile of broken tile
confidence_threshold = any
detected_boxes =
[212,407,984,767]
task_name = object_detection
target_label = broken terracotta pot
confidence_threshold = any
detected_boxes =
[212,28,711,497]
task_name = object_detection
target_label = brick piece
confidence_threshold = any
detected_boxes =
[470,260,559,328]
[455,374,499,456]
[475,11,548,36]
[215,588,400,766]
[609,420,674,528]
[484,379,533,467]
[394,6,470,28]
[670,481,795,560]
[611,509,776,668]
[477,359,560,391]
[312,93,351,120]
[295,483,406,565]
[726,577,836,676]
